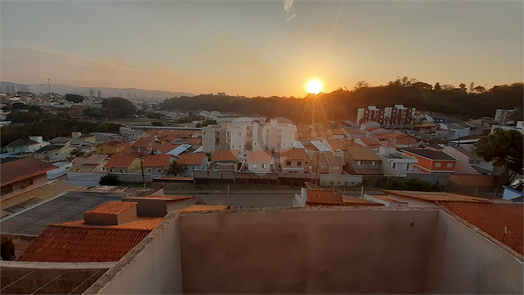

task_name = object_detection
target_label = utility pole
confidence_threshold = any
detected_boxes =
[47,78,51,93]
[139,156,146,188]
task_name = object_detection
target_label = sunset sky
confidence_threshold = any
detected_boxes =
[1,0,522,97]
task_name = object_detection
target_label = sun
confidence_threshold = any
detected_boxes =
[307,80,323,94]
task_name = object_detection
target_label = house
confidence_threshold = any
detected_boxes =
[17,201,162,262]
[211,149,239,172]
[328,129,345,139]
[1,157,56,200]
[502,179,523,202]
[359,121,381,131]
[354,137,384,150]
[323,139,347,151]
[96,140,127,155]
[246,150,274,173]
[91,132,122,143]
[186,138,202,146]
[293,188,383,207]
[6,136,49,154]
[153,143,179,155]
[377,147,418,176]
[402,148,458,173]
[280,148,310,173]
[68,154,109,187]
[438,122,472,140]
[103,155,141,173]
[131,137,154,153]
[341,128,366,139]
[443,146,487,174]
[344,146,383,175]
[178,153,208,177]
[375,132,418,148]
[314,151,345,175]
[70,132,96,143]
[33,144,77,163]
[142,154,174,177]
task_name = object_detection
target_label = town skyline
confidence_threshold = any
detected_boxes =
[1,1,522,97]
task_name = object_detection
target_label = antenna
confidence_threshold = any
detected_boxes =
[47,78,51,93]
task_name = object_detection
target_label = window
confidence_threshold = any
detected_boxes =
[392,163,396,169]
[357,161,363,166]
[120,170,124,173]
[372,161,377,166]
[252,163,258,169]
[239,133,242,136]
[447,163,453,168]
[333,166,340,169]
[1,185,13,195]
[305,161,308,164]
[147,168,152,172]
[297,161,302,166]
[232,146,234,148]
[435,163,441,167]
[262,164,267,169]
[286,161,291,166]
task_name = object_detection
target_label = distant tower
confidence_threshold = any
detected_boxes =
[90,90,95,97]
[47,78,51,93]
[97,90,102,98]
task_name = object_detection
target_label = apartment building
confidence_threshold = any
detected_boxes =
[357,105,416,128]
[202,123,248,154]
[494,108,516,125]
[253,118,296,152]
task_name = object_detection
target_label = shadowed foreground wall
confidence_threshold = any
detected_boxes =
[178,210,438,294]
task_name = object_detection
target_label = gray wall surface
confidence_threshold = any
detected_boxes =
[424,211,524,294]
[88,214,183,294]
[178,210,439,294]
[406,172,450,185]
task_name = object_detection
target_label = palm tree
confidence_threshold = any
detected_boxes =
[167,160,187,176]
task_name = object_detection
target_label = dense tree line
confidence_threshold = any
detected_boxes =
[159,81,523,124]
[1,116,121,147]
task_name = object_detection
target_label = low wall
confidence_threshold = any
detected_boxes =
[362,175,389,188]
[406,172,450,185]
[86,213,183,294]
[1,233,38,260]
[116,173,153,183]
[194,170,235,184]
[424,211,523,294]
[449,174,494,187]
[179,210,438,294]
[319,174,362,187]
[67,172,105,187]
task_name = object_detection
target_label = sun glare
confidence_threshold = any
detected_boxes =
[307,80,323,94]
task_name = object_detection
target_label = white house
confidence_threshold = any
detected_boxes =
[377,147,418,177]
[6,136,49,154]
[246,150,274,173]
[178,153,208,177]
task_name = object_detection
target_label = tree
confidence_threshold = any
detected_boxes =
[353,80,370,90]
[459,83,467,92]
[412,82,433,91]
[166,160,187,176]
[99,174,119,185]
[469,82,475,93]
[101,97,135,119]
[68,148,85,161]
[473,85,486,93]
[475,128,523,196]
[65,94,84,103]
[434,82,441,91]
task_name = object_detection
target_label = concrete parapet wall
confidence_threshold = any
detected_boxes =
[406,172,450,185]
[319,174,362,186]
[449,174,494,187]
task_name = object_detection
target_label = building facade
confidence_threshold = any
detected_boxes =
[357,105,416,128]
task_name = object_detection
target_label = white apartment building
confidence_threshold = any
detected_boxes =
[253,119,296,152]
[494,109,516,125]
[202,123,248,153]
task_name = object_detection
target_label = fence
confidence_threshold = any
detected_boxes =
[449,174,495,187]
[406,172,450,186]
[320,174,363,187]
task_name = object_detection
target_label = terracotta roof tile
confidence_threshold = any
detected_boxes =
[280,148,308,160]
[136,195,193,201]
[59,217,163,230]
[381,190,493,204]
[104,154,138,168]
[441,202,523,255]
[212,150,239,162]
[96,140,125,148]
[247,150,272,163]
[187,138,202,145]
[1,157,56,186]
[179,153,206,165]
[155,143,178,154]
[346,146,382,161]
[325,139,346,151]
[17,225,151,262]
[85,201,137,215]
[142,154,173,167]
[330,129,345,135]
[132,137,153,148]
[307,189,342,205]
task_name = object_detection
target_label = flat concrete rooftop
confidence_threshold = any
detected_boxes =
[85,207,523,294]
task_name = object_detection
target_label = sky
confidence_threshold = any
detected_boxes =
[1,0,522,97]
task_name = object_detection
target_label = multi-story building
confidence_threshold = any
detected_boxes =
[203,119,296,154]
[494,109,516,125]
[357,105,416,128]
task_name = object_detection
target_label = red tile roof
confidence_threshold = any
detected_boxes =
[142,154,173,167]
[137,195,193,201]
[325,139,346,151]
[155,143,178,154]
[18,225,151,262]
[212,150,239,162]
[358,137,383,148]
[346,146,382,161]
[187,138,202,145]
[307,189,343,205]
[179,153,206,165]
[247,150,272,163]
[96,140,126,148]
[1,157,56,186]
[330,129,345,135]
[441,202,523,255]
[84,201,137,215]
[104,154,138,168]
[60,217,162,230]
[280,148,308,160]
[381,190,493,204]
[132,137,153,148]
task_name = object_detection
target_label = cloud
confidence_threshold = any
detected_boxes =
[284,0,296,21]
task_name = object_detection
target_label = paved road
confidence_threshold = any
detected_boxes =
[192,193,295,209]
